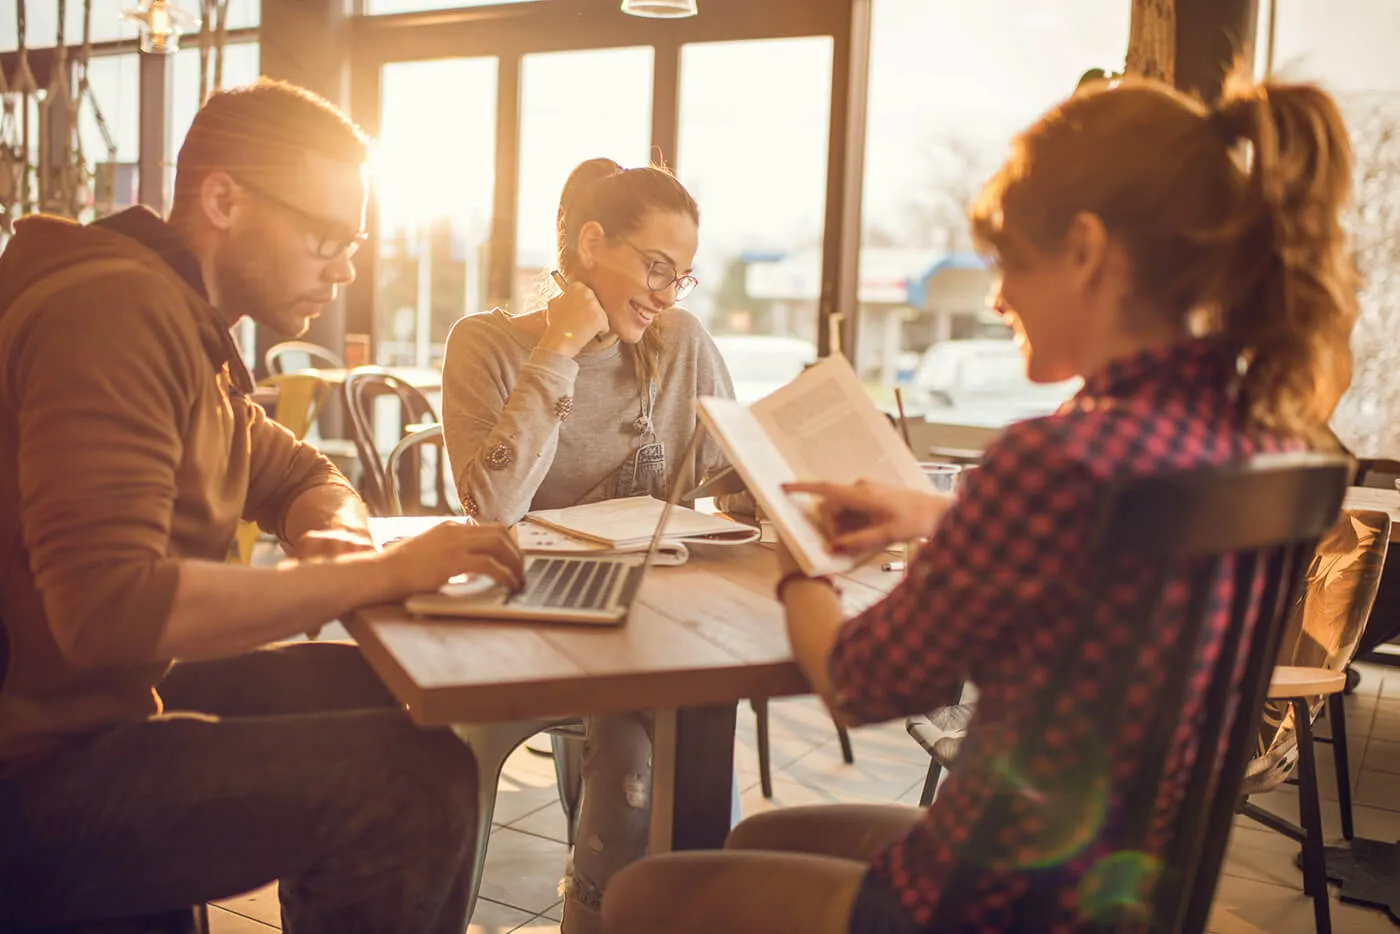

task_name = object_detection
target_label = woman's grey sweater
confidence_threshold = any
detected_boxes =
[441,307,746,525]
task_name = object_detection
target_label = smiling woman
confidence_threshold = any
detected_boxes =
[437,156,752,934]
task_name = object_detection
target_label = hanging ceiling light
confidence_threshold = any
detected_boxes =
[122,1,201,55]
[621,0,698,18]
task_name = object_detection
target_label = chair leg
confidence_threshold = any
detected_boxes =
[752,697,773,799]
[1292,698,1333,934]
[552,732,584,848]
[918,759,942,808]
[1327,692,1354,841]
[453,719,568,924]
[835,720,855,765]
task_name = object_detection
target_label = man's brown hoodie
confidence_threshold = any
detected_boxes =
[0,207,354,770]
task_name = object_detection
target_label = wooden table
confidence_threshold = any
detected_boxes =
[345,537,895,851]
[1343,486,1400,542]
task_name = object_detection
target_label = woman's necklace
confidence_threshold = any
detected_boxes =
[633,378,657,437]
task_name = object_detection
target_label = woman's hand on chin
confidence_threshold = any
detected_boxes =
[540,282,610,358]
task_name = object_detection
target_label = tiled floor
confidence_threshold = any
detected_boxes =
[208,662,1400,934]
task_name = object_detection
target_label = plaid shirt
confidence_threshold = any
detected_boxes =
[829,340,1293,932]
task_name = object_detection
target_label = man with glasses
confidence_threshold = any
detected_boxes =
[0,79,521,932]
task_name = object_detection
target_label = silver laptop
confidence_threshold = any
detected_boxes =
[402,431,702,626]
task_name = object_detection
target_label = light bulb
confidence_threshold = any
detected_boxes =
[122,1,200,55]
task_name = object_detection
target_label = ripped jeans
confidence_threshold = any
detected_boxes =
[560,710,744,933]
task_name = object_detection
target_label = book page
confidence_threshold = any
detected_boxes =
[696,397,855,576]
[751,355,932,491]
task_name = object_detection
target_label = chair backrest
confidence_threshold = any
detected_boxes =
[1250,508,1389,783]
[264,340,345,376]
[257,373,331,441]
[935,452,1349,934]
[385,423,459,517]
[342,368,441,516]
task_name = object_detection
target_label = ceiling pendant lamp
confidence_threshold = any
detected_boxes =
[122,1,201,55]
[621,0,698,18]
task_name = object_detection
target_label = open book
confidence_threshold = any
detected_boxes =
[523,494,760,552]
[696,354,934,576]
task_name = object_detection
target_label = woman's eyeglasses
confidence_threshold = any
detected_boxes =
[622,239,698,301]
[234,177,368,261]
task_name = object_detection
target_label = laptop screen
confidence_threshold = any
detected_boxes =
[636,426,708,583]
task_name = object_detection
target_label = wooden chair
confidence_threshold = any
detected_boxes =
[263,340,344,376]
[0,624,209,933]
[912,510,1390,825]
[908,452,1349,931]
[342,369,441,516]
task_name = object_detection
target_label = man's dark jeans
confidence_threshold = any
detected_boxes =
[0,642,479,933]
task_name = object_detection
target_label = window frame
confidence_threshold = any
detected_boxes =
[346,0,873,361]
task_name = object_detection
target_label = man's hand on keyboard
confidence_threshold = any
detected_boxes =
[379,523,526,597]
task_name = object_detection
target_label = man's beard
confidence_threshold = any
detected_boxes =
[216,258,309,337]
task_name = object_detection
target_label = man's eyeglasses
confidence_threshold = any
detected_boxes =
[234,177,368,261]
[622,239,698,301]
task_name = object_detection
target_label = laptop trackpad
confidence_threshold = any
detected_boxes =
[438,575,506,603]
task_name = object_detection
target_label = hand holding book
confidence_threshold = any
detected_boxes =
[695,355,937,576]
[782,479,954,556]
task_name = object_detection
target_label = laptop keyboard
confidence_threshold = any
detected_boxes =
[509,558,637,611]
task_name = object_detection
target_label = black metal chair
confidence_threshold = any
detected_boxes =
[750,696,854,798]
[916,452,1349,932]
[384,422,457,518]
[1235,508,1389,933]
[0,624,209,934]
[342,369,442,516]
[263,340,344,376]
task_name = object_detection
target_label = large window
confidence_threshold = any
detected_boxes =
[514,47,654,312]
[1266,0,1400,456]
[78,53,140,175]
[676,37,833,401]
[830,0,1130,423]
[372,57,499,368]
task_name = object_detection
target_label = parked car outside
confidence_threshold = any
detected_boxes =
[711,334,818,405]
[905,338,1079,427]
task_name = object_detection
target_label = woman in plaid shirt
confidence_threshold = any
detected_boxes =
[602,65,1360,934]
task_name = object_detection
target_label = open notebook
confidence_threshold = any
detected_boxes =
[368,514,693,566]
[514,521,691,566]
[523,495,760,550]
[696,354,935,577]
